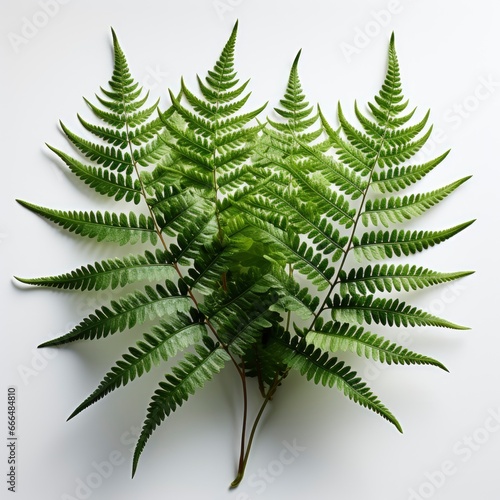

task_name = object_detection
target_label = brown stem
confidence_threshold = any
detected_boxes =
[230,373,284,489]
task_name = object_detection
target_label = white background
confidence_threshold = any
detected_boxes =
[1,1,499,499]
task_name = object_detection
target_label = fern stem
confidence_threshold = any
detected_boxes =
[123,100,246,381]
[211,40,229,243]
[230,373,283,489]
[237,357,248,474]
[254,344,267,398]
[284,152,296,334]
[306,105,394,332]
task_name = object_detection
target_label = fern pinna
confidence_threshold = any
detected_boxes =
[16,25,473,488]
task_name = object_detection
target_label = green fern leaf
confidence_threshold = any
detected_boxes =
[353,221,474,260]
[77,114,129,148]
[306,320,447,370]
[132,337,230,476]
[272,331,402,432]
[47,145,142,204]
[68,310,207,420]
[16,26,475,488]
[15,250,174,291]
[339,264,473,295]
[330,294,468,329]
[163,21,265,206]
[16,200,157,246]
[354,102,430,143]
[60,121,133,173]
[38,282,191,346]
[362,177,471,227]
[370,151,450,193]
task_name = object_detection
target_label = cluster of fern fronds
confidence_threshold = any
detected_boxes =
[16,23,473,487]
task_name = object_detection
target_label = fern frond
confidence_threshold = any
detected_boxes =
[330,294,468,329]
[265,50,324,148]
[38,282,191,346]
[377,127,432,168]
[353,221,474,260]
[241,187,349,260]
[354,102,430,143]
[16,26,475,487]
[306,319,447,370]
[294,144,367,198]
[370,151,450,193]
[237,221,335,291]
[15,250,174,291]
[362,177,471,227]
[151,187,212,239]
[47,145,142,204]
[168,212,218,266]
[53,28,170,213]
[368,33,408,129]
[339,264,473,295]
[76,114,128,148]
[17,200,157,246]
[60,121,134,173]
[132,337,230,476]
[67,309,207,420]
[162,21,265,208]
[271,331,402,432]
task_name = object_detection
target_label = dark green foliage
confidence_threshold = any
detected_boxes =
[16,26,473,487]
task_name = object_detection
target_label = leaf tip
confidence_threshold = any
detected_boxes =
[110,27,119,46]
[12,276,27,285]
[16,199,29,209]
[131,454,139,479]
[292,49,302,68]
[66,410,78,422]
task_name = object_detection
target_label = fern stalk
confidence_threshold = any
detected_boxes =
[231,372,284,488]
[115,29,247,384]
[307,113,388,330]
